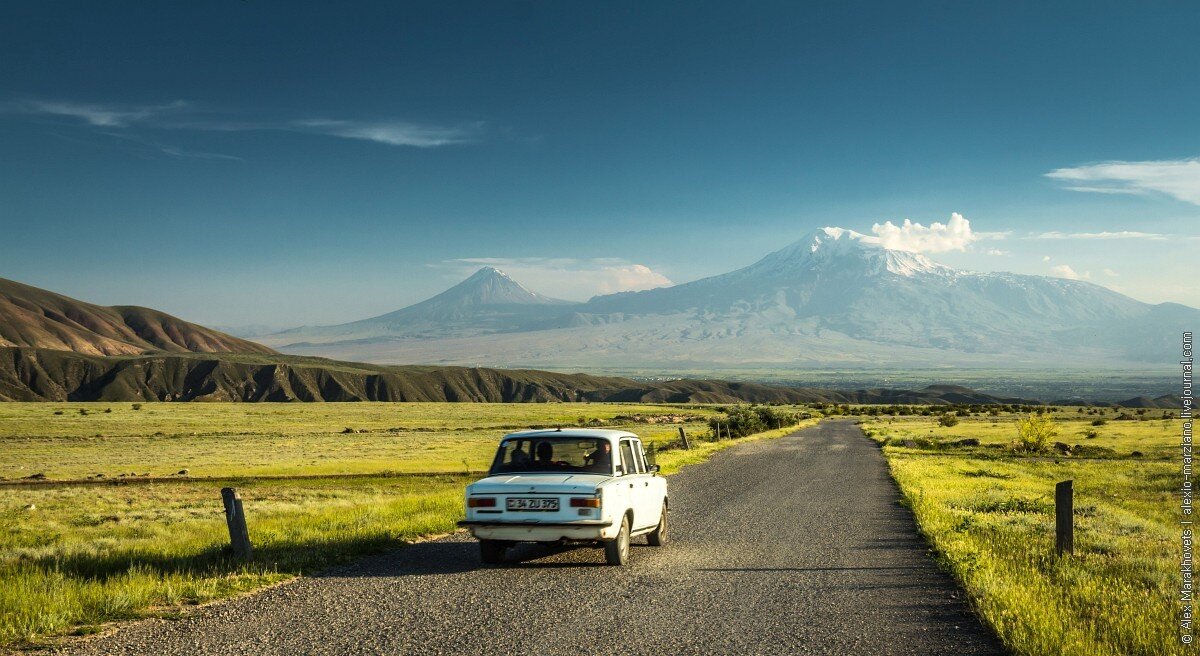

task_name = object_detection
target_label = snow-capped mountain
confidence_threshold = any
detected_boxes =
[264,228,1198,370]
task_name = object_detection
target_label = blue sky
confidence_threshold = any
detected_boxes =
[1,2,1197,327]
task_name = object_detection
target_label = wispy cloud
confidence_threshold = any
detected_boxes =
[1046,158,1200,205]
[436,257,673,300]
[1031,230,1166,240]
[289,119,480,147]
[870,212,978,253]
[12,99,188,127]
[3,97,480,149]
[100,131,243,161]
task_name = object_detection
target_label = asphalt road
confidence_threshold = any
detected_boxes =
[62,420,1005,656]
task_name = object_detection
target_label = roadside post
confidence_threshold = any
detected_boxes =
[1055,480,1073,556]
[221,487,253,560]
[678,426,691,450]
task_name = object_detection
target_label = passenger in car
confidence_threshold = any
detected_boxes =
[586,441,612,472]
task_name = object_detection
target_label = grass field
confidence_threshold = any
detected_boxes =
[863,413,1180,656]
[0,402,810,648]
[0,402,724,480]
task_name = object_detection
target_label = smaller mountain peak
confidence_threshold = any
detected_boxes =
[468,266,510,279]
[444,266,569,306]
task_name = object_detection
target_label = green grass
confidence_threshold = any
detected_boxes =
[0,474,467,647]
[0,402,719,480]
[0,401,809,648]
[863,414,1180,656]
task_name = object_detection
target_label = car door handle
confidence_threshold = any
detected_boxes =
[629,483,633,489]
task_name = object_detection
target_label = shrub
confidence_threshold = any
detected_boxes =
[131,403,142,411]
[1091,418,1107,426]
[1012,413,1057,453]
[710,405,804,438]
[937,413,960,427]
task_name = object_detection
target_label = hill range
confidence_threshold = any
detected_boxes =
[0,277,274,357]
[258,228,1199,373]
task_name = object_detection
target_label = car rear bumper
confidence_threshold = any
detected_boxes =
[458,519,615,542]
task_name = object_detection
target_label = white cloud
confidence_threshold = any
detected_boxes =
[1032,230,1166,240]
[440,257,673,300]
[1042,255,1052,262]
[1103,268,1119,277]
[984,249,1009,256]
[870,212,978,253]
[1049,264,1090,280]
[1046,158,1200,205]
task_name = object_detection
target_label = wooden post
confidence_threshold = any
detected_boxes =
[221,487,253,559]
[678,426,691,450]
[1055,480,1073,556]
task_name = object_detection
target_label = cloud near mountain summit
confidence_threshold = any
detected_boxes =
[869,212,979,253]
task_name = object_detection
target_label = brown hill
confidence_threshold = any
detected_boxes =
[0,347,1040,404]
[0,278,275,356]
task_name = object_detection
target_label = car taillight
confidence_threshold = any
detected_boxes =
[569,497,601,508]
[468,497,496,508]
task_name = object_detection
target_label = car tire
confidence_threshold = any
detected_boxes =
[604,515,631,566]
[646,503,668,546]
[479,539,508,565]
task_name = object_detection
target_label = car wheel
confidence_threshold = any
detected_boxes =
[479,539,508,565]
[604,515,631,566]
[646,503,668,546]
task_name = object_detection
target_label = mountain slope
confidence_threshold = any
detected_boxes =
[0,346,1041,404]
[570,228,1154,353]
[260,267,575,346]
[0,278,276,357]
[274,227,1198,370]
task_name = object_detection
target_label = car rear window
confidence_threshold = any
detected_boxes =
[489,437,614,475]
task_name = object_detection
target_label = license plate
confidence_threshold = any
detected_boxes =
[506,497,559,511]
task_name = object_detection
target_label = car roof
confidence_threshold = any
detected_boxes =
[502,428,638,441]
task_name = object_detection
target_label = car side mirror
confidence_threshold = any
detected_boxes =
[649,464,661,474]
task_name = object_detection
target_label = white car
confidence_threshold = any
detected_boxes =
[457,428,668,566]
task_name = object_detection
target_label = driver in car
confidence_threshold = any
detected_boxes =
[509,442,531,466]
[534,441,554,465]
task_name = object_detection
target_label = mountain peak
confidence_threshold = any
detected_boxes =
[467,266,508,279]
[747,226,953,278]
[440,267,565,306]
